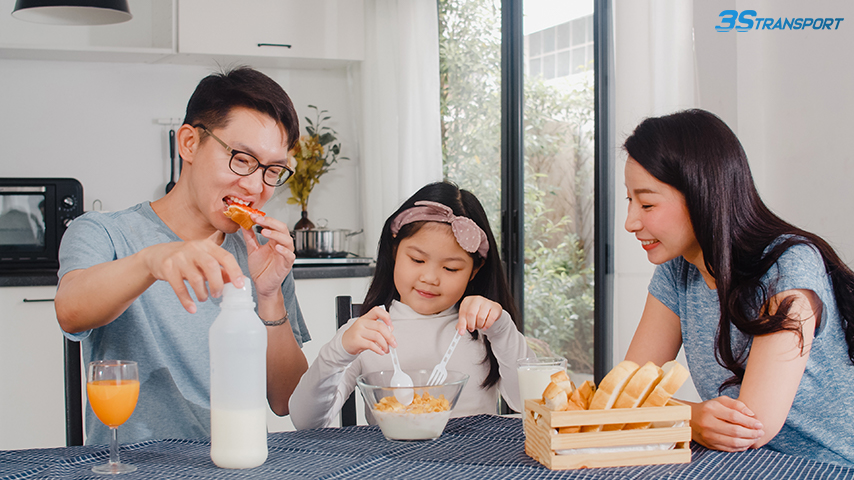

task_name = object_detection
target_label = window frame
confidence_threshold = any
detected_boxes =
[500,0,613,383]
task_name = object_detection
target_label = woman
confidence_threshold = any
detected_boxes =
[623,109,854,466]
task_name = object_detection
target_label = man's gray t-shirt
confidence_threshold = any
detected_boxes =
[649,240,854,466]
[58,202,310,445]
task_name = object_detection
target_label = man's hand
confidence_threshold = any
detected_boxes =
[242,213,296,299]
[139,235,245,314]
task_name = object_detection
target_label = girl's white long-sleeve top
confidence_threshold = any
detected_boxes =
[288,300,534,429]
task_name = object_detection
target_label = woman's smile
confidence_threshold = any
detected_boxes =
[640,238,660,251]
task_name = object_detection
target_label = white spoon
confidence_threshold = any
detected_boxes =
[377,308,413,405]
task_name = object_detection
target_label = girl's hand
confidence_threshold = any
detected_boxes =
[689,396,765,452]
[457,296,503,335]
[341,306,397,356]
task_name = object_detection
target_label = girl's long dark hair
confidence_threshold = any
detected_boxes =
[624,109,854,390]
[361,181,519,389]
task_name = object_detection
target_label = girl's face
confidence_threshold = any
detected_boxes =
[624,157,702,266]
[393,222,477,315]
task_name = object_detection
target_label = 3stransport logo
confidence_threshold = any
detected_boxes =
[716,10,844,32]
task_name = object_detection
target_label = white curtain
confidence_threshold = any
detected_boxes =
[612,0,699,401]
[360,0,443,257]
[613,0,696,132]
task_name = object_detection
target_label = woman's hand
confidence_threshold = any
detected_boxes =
[242,213,296,298]
[341,306,397,356]
[688,396,765,452]
[457,296,503,335]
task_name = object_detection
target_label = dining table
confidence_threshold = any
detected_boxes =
[1,414,852,479]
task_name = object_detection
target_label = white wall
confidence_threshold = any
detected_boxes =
[614,0,854,398]
[0,59,364,252]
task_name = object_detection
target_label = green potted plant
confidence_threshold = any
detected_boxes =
[287,105,347,230]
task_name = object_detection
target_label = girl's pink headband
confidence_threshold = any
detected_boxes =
[390,201,489,258]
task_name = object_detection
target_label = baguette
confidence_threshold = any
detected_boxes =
[550,370,575,396]
[224,203,265,230]
[602,361,663,431]
[542,382,569,411]
[580,360,639,432]
[624,360,689,430]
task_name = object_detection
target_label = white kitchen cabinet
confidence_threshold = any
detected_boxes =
[266,274,372,432]
[176,0,364,64]
[0,286,66,450]
[0,0,174,63]
[0,0,364,68]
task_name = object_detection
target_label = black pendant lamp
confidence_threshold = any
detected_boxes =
[12,0,132,25]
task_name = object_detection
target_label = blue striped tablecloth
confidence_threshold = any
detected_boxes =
[1,415,852,479]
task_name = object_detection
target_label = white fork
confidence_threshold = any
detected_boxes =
[376,309,414,405]
[427,332,462,386]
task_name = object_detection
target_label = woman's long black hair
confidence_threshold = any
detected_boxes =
[624,109,854,390]
[361,181,519,389]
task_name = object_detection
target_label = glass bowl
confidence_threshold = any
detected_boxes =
[356,369,469,441]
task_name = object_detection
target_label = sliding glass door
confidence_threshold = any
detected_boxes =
[439,0,605,386]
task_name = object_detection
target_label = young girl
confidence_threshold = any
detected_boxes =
[289,182,533,429]
[623,109,854,466]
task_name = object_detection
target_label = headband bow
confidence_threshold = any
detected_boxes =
[390,201,489,258]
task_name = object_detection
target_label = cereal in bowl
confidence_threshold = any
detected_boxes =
[374,391,450,414]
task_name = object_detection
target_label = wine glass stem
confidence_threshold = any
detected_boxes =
[109,427,121,465]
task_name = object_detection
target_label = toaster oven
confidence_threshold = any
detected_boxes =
[0,178,83,272]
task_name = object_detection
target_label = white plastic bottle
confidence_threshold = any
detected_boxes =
[209,278,268,469]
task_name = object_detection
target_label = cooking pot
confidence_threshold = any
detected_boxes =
[293,225,363,258]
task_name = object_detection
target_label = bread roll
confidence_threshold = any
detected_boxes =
[602,361,663,431]
[557,399,584,434]
[542,382,569,411]
[569,380,595,410]
[624,360,689,430]
[580,361,639,432]
[550,370,575,396]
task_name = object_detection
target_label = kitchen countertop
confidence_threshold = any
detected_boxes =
[292,263,374,280]
[0,270,60,287]
[0,264,373,287]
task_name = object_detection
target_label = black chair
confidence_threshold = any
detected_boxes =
[64,337,84,446]
[335,296,362,427]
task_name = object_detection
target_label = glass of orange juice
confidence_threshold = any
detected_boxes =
[87,360,139,474]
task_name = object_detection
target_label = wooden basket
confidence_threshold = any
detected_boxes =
[524,398,692,470]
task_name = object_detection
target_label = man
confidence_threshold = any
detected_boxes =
[55,67,310,444]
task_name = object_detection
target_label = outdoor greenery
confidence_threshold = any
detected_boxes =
[438,0,595,374]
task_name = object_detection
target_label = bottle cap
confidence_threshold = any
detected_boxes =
[221,276,254,306]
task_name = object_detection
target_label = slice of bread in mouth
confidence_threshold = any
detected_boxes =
[224,204,265,230]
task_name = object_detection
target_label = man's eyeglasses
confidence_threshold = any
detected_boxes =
[194,124,294,187]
